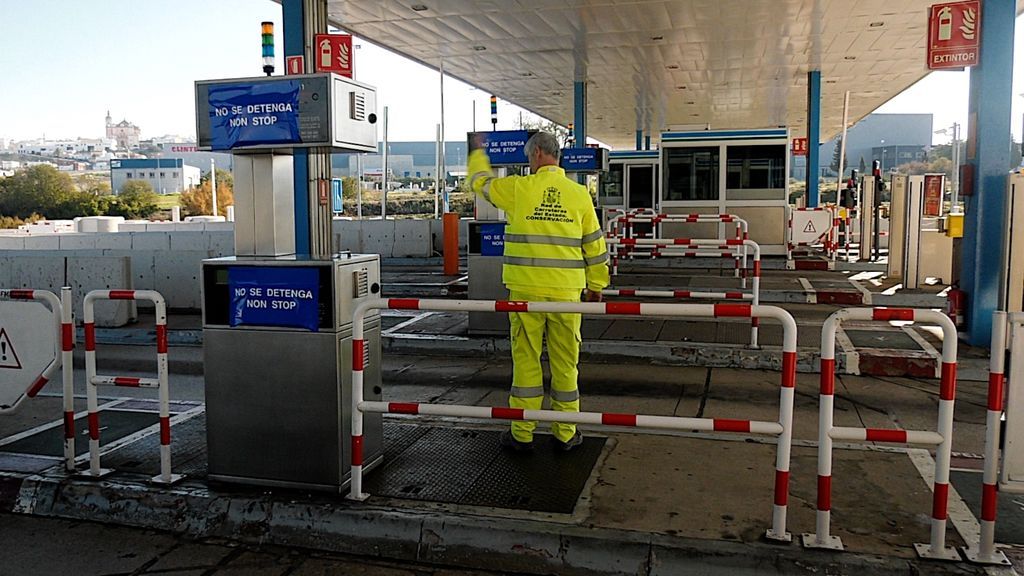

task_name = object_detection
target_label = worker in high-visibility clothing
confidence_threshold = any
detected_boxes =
[467,132,609,452]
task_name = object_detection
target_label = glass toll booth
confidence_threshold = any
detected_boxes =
[660,129,790,255]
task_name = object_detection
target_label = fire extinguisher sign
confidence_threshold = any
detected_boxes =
[927,1,980,70]
[314,34,354,77]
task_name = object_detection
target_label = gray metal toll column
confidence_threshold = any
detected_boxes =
[195,73,383,492]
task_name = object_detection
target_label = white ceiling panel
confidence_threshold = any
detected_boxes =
[322,0,1024,148]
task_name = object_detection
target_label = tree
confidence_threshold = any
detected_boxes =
[107,180,159,219]
[829,139,847,174]
[180,179,234,216]
[0,164,76,218]
[74,173,112,196]
[342,176,359,200]
[200,168,234,190]
[518,117,571,147]
[858,156,867,174]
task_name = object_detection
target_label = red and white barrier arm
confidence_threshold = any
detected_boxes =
[349,298,797,543]
[806,307,960,561]
[605,289,753,301]
[363,403,783,435]
[606,216,749,270]
[82,289,179,485]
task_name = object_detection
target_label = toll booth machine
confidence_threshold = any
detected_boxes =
[659,129,790,255]
[195,73,384,492]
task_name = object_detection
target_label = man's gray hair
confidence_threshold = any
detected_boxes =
[524,131,561,158]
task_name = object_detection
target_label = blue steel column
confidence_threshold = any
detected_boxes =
[282,0,310,255]
[963,0,1015,345]
[645,135,651,151]
[806,70,821,207]
[636,130,643,151]
[574,81,587,147]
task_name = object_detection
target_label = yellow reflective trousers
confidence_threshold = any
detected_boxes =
[508,289,582,443]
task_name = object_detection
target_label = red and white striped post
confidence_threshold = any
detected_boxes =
[348,298,798,543]
[804,307,961,561]
[963,311,1012,565]
[0,288,75,472]
[58,287,74,472]
[81,290,182,485]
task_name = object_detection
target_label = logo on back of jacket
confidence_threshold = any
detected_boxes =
[526,186,575,224]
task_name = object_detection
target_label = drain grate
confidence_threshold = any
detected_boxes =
[365,423,605,514]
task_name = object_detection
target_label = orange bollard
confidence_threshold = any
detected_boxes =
[443,212,459,275]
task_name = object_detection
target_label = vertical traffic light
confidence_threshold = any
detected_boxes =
[490,95,497,130]
[261,21,275,76]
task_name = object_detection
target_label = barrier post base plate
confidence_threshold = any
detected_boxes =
[801,533,844,551]
[150,473,185,486]
[764,529,792,543]
[346,492,370,502]
[962,547,1011,566]
[75,468,114,480]
[914,542,962,561]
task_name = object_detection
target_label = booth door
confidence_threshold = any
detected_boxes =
[627,165,655,210]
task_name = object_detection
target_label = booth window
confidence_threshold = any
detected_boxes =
[663,146,719,202]
[600,163,624,206]
[725,145,785,200]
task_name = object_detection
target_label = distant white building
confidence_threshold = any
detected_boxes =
[106,110,141,150]
[110,158,200,194]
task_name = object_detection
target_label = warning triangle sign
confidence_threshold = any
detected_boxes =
[803,220,817,234]
[0,327,23,370]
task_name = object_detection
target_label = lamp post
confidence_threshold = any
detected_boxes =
[880,139,886,173]
[935,123,961,213]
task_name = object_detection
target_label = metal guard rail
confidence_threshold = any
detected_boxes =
[804,307,960,561]
[349,297,798,543]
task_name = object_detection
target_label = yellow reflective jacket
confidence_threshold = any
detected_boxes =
[467,149,609,297]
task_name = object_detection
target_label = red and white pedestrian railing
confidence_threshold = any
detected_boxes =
[606,213,750,281]
[80,290,183,485]
[804,307,961,561]
[348,297,799,542]
[786,206,839,265]
[0,288,75,472]
[965,311,1014,565]
[605,238,762,348]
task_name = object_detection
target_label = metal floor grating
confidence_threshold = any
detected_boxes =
[1,410,159,458]
[103,413,208,477]
[365,423,605,514]
[844,329,923,351]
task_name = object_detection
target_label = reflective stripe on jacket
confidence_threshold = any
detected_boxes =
[467,149,609,294]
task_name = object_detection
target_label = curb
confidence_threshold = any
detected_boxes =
[2,473,990,576]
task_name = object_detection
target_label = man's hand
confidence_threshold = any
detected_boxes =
[583,289,602,302]
[469,133,487,152]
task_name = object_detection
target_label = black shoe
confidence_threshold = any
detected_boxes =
[500,430,533,452]
[556,431,583,452]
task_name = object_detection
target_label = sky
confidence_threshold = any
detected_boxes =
[1,1,1022,148]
